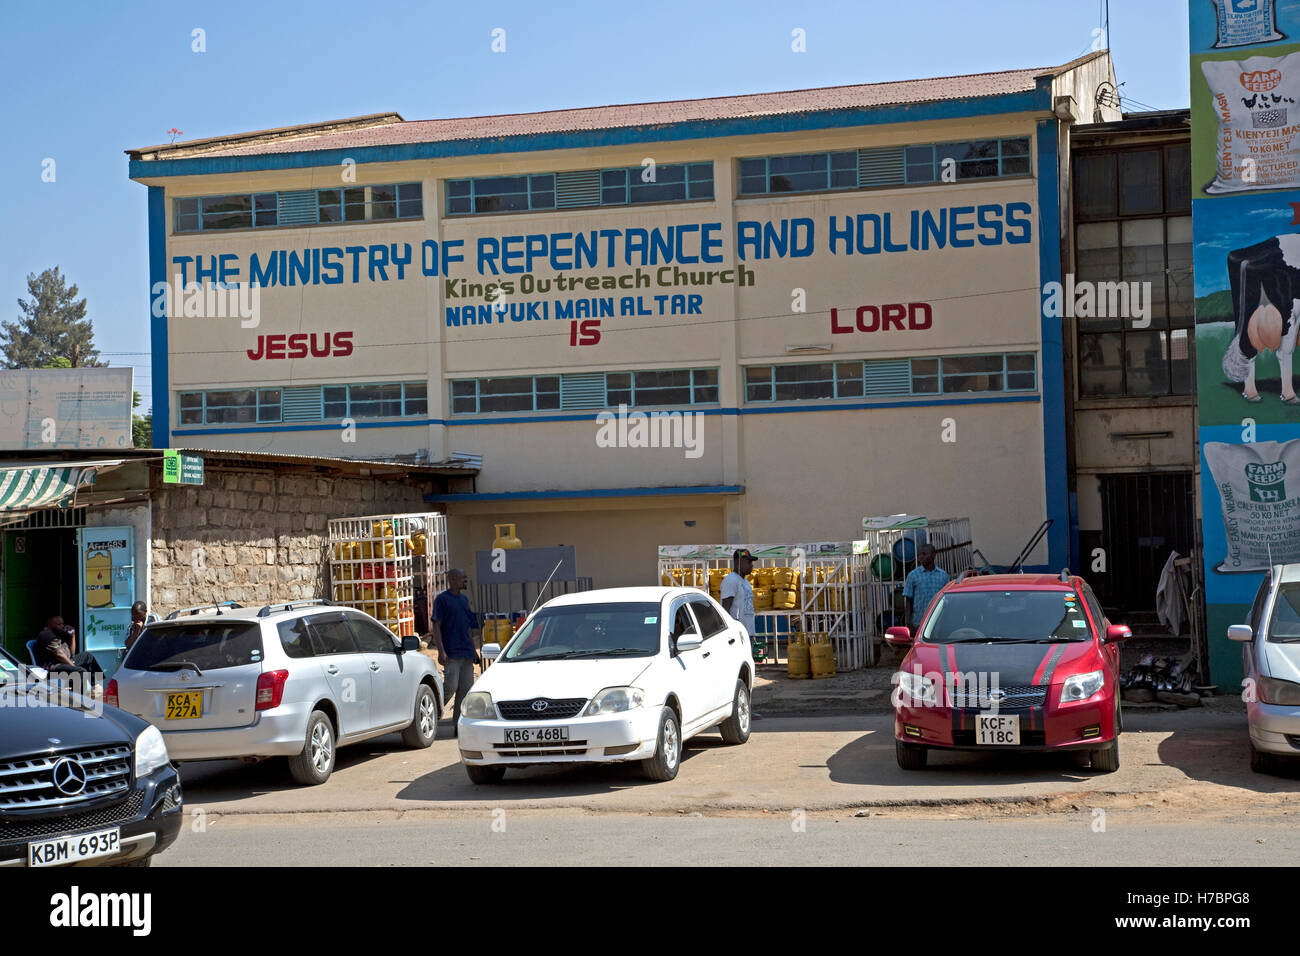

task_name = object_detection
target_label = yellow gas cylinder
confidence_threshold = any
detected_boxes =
[661,572,673,586]
[85,550,112,608]
[709,568,727,590]
[772,567,795,589]
[773,588,797,610]
[409,531,427,555]
[492,524,523,550]
[752,586,772,611]
[810,635,837,678]
[753,567,774,588]
[787,635,812,679]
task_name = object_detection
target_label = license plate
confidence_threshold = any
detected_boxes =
[29,827,121,867]
[503,727,570,744]
[976,714,1020,745]
[165,691,202,720]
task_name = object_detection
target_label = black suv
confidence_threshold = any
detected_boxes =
[0,647,183,867]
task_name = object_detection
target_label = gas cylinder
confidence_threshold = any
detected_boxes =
[810,636,837,678]
[492,524,523,550]
[85,551,112,608]
[787,635,812,679]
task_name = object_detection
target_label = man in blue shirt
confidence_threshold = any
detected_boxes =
[431,568,481,735]
[903,544,949,633]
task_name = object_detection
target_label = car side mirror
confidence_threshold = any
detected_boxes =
[885,626,912,647]
[401,636,421,652]
[1227,624,1255,643]
[676,630,703,653]
[1103,624,1132,644]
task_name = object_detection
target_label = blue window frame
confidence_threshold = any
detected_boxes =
[449,368,718,413]
[599,163,714,206]
[322,382,427,419]
[444,175,556,215]
[745,354,1036,403]
[738,152,859,196]
[904,138,1031,184]
[604,368,718,406]
[175,183,421,233]
[178,388,282,425]
[450,376,560,413]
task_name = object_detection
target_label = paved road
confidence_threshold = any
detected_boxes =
[173,711,1300,815]
[155,807,1300,866]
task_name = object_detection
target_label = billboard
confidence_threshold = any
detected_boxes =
[0,367,133,450]
[1190,0,1300,686]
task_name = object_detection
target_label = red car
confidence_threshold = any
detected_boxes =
[887,571,1130,773]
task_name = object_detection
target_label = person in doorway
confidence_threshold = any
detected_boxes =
[430,568,481,736]
[34,615,102,687]
[719,549,762,719]
[124,602,149,652]
[903,543,950,633]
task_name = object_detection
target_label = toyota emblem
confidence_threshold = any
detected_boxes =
[52,757,88,797]
[531,699,549,712]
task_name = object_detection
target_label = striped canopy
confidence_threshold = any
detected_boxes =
[0,466,92,514]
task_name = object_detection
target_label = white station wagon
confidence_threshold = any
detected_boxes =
[457,587,754,784]
[109,600,444,785]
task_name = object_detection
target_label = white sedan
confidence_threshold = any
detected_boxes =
[458,587,754,783]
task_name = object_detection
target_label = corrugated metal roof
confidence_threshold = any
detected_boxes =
[129,53,1104,162]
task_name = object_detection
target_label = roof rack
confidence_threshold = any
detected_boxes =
[257,598,331,618]
[1059,568,1071,582]
[165,601,243,621]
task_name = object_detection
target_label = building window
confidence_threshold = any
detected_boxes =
[738,152,859,195]
[445,175,556,215]
[449,368,718,413]
[903,138,1031,184]
[1073,144,1193,398]
[321,382,427,419]
[745,354,1036,403]
[175,184,421,233]
[600,164,714,205]
[178,388,282,424]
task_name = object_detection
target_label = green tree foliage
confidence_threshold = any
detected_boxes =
[2,267,103,368]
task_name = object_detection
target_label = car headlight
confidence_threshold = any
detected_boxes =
[896,670,936,706]
[134,725,170,777]
[1059,670,1105,704]
[582,687,644,716]
[1258,676,1300,705]
[461,692,495,720]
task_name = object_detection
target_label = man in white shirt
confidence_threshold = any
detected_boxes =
[719,549,763,719]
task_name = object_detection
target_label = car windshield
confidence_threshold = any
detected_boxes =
[500,602,661,662]
[920,590,1092,644]
[123,621,263,671]
[0,648,33,687]
[1268,583,1300,643]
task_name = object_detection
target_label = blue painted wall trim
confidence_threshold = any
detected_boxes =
[427,484,745,503]
[130,89,1050,180]
[169,393,1041,437]
[147,186,169,447]
[1035,119,1068,571]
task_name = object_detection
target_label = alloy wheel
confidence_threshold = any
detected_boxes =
[311,722,333,773]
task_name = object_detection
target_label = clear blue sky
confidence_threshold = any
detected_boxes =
[0,0,1190,413]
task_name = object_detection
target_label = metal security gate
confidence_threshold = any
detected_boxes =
[1097,472,1195,615]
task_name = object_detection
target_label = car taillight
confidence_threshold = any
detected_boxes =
[105,679,118,709]
[255,670,289,710]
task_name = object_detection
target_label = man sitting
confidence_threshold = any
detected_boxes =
[35,616,103,690]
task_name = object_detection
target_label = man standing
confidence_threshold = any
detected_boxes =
[430,568,480,735]
[34,616,101,686]
[719,549,756,640]
[124,602,149,652]
[903,543,950,633]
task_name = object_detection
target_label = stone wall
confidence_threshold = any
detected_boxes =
[150,466,434,616]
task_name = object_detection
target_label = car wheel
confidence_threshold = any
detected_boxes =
[402,684,438,748]
[895,738,927,771]
[641,707,681,781]
[718,679,751,745]
[1089,737,1120,773]
[1250,742,1278,775]
[288,710,336,785]
[465,763,506,785]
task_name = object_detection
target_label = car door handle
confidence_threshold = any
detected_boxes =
[369,663,381,672]
[326,665,340,675]
[728,638,736,645]
[702,651,711,658]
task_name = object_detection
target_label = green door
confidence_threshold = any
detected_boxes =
[3,528,78,661]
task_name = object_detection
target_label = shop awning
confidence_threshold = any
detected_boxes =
[0,460,125,520]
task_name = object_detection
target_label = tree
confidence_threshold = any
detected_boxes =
[2,267,103,368]
[131,390,153,448]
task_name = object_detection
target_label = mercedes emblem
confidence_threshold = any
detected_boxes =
[52,757,88,797]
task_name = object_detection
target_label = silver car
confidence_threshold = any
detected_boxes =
[1229,564,1300,774]
[108,600,443,785]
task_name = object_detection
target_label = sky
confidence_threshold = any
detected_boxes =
[0,0,1192,413]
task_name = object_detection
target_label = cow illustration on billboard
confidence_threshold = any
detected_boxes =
[1224,235,1300,404]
